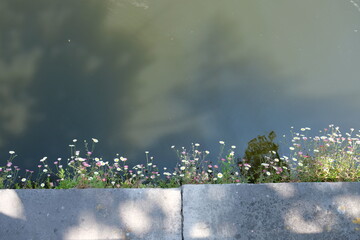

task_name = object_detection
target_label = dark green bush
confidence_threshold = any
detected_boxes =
[239,131,290,183]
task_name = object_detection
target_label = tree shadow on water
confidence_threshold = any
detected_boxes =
[0,0,152,170]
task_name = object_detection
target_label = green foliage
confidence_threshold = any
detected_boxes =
[56,178,80,189]
[2,126,360,189]
[288,125,360,182]
[240,131,290,183]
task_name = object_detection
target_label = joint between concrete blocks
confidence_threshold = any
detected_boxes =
[181,186,184,240]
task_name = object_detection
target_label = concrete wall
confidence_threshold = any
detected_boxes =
[183,183,360,240]
[0,188,181,240]
[1,183,360,240]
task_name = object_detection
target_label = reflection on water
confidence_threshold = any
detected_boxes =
[1,0,360,171]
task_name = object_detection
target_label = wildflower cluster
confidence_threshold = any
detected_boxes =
[0,151,19,188]
[39,139,162,189]
[0,125,359,189]
[240,151,290,183]
[287,125,360,182]
[162,142,245,186]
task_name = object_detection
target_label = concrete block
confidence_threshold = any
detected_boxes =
[0,188,181,240]
[183,182,360,240]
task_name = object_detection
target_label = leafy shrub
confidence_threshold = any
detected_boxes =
[239,131,290,183]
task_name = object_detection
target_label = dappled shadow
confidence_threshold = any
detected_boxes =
[183,182,360,240]
[1,183,360,239]
[0,188,181,240]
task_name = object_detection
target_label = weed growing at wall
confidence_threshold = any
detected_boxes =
[0,125,359,189]
[286,125,360,182]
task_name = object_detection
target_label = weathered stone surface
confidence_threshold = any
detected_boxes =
[2,183,360,240]
[183,183,360,240]
[0,188,181,240]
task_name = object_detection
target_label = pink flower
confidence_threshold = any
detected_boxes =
[6,162,12,167]
[96,162,102,167]
[102,178,106,182]
[87,152,92,155]
[214,165,218,168]
[235,179,240,183]
[82,162,90,167]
